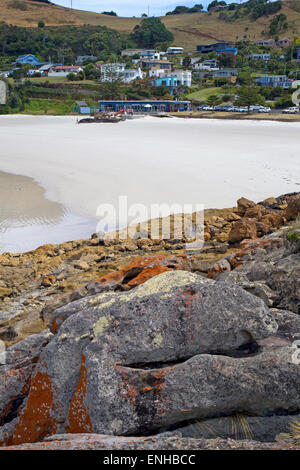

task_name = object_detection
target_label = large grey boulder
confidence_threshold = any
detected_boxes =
[2,270,291,446]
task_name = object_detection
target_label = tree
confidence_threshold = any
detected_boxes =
[131,18,174,48]
[218,52,236,68]
[38,20,45,28]
[182,56,191,68]
[236,86,265,112]
[207,94,221,107]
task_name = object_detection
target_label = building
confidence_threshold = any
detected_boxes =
[254,39,276,47]
[277,37,290,48]
[249,54,271,61]
[48,65,83,77]
[217,47,238,56]
[99,63,126,81]
[149,69,168,78]
[76,55,97,65]
[123,68,144,83]
[167,47,184,54]
[170,70,192,87]
[0,71,9,78]
[38,63,56,75]
[255,75,293,89]
[16,54,40,66]
[73,101,90,114]
[197,42,230,54]
[140,50,161,60]
[296,49,300,60]
[193,59,219,71]
[98,100,191,113]
[210,5,229,12]
[150,76,178,94]
[141,60,172,73]
[212,68,238,83]
[121,49,143,57]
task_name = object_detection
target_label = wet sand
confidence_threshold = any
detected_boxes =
[0,171,96,253]
[0,115,299,252]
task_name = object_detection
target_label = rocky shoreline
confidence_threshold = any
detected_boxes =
[0,192,300,450]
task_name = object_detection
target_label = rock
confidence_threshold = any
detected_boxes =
[207,259,231,280]
[262,197,278,208]
[0,288,12,299]
[0,433,293,450]
[229,218,257,244]
[177,413,300,443]
[0,332,52,433]
[271,309,300,341]
[93,254,191,291]
[74,261,90,271]
[237,198,256,216]
[41,275,55,288]
[1,270,283,446]
[244,204,264,219]
[217,236,300,315]
[47,254,192,332]
[284,194,300,221]
[261,213,284,229]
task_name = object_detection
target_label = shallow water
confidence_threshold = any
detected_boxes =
[0,171,96,253]
[0,115,299,253]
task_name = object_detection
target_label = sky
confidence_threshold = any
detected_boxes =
[52,1,245,17]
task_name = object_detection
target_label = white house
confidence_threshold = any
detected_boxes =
[48,65,83,77]
[149,69,168,78]
[248,54,271,61]
[170,70,192,87]
[140,50,161,60]
[167,47,184,54]
[99,63,126,81]
[122,68,144,83]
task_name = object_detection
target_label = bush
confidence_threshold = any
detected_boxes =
[131,17,174,48]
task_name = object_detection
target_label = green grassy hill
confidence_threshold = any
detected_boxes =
[1,0,300,51]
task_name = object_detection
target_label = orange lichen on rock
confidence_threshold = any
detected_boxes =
[10,362,57,445]
[66,355,92,434]
[95,254,191,289]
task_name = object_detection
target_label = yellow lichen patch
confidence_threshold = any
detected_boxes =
[119,271,200,304]
[93,315,114,336]
[153,332,163,347]
[96,297,117,311]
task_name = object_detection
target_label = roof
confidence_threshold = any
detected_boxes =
[53,65,82,70]
[99,100,190,104]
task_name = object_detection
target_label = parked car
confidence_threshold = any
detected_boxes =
[282,107,299,114]
[258,107,271,113]
[202,106,214,111]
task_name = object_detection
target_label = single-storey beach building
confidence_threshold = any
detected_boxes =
[98,100,191,113]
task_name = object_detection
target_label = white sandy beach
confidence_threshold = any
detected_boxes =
[0,115,299,252]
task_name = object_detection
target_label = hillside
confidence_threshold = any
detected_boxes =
[1,0,300,51]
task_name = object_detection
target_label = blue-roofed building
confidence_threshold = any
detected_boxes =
[197,42,230,54]
[217,47,238,56]
[16,54,40,66]
[296,49,300,60]
[98,100,191,113]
